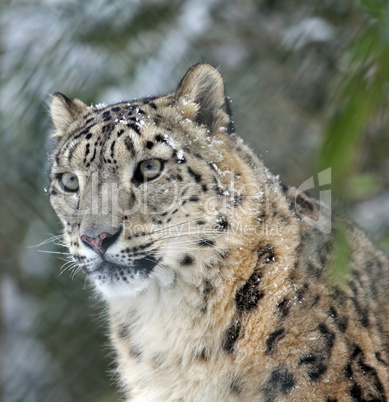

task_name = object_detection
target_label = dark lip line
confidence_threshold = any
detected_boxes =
[83,254,160,275]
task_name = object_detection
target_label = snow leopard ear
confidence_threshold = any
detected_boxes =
[175,64,231,134]
[50,92,88,135]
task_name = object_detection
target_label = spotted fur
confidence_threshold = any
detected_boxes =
[48,64,389,401]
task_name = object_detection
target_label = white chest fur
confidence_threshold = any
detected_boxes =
[108,281,241,402]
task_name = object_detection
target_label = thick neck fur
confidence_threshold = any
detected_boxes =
[107,144,303,400]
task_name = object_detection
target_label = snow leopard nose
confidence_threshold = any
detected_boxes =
[81,228,121,256]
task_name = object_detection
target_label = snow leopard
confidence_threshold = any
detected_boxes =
[48,63,389,401]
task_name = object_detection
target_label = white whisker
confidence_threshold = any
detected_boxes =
[28,233,66,248]
[59,259,78,275]
[37,249,71,255]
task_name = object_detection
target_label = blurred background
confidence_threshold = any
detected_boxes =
[1,0,388,401]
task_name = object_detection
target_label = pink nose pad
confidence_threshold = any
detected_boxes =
[80,227,122,256]
[81,232,112,256]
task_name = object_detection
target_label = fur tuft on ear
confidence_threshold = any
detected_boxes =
[175,64,230,133]
[50,92,87,135]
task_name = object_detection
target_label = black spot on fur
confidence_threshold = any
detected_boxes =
[189,195,199,202]
[110,140,116,157]
[236,269,264,313]
[203,280,214,297]
[309,362,327,381]
[375,352,389,366]
[299,354,317,365]
[222,318,241,353]
[276,298,290,319]
[230,376,243,394]
[219,249,229,260]
[351,297,370,328]
[331,286,348,303]
[168,174,183,182]
[346,344,386,401]
[232,194,245,207]
[196,348,208,361]
[296,194,314,212]
[279,182,289,193]
[124,137,135,154]
[216,216,228,230]
[89,147,96,163]
[102,111,111,120]
[265,328,285,354]
[200,280,214,313]
[212,177,225,198]
[257,210,266,223]
[329,306,337,318]
[278,214,290,224]
[318,323,335,355]
[187,166,202,183]
[73,127,93,140]
[155,133,171,144]
[262,367,295,401]
[329,306,348,333]
[199,239,214,247]
[257,244,275,264]
[299,354,327,381]
[146,141,154,149]
[127,123,141,135]
[296,283,309,302]
[102,123,114,134]
[181,254,194,266]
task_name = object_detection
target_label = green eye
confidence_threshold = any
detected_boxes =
[139,159,162,180]
[60,173,79,192]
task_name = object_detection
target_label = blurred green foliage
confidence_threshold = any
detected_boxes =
[1,1,388,401]
[317,0,389,281]
[319,0,389,198]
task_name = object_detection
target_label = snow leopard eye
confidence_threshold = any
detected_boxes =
[60,172,79,192]
[139,159,162,180]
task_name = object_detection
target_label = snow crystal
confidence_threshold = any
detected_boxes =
[88,102,107,110]
[114,118,128,124]
[176,149,185,163]
[164,134,176,149]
